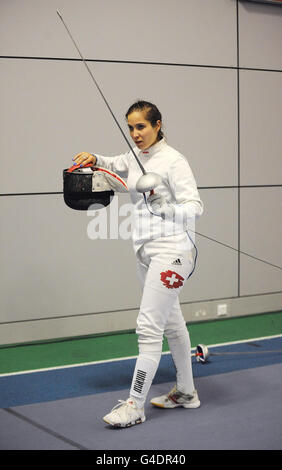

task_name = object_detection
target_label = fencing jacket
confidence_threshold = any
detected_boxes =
[94,139,203,253]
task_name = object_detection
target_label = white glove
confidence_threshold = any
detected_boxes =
[147,193,175,220]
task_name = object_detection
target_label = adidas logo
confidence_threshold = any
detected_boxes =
[172,258,182,265]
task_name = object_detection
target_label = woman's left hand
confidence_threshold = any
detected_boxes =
[72,152,97,167]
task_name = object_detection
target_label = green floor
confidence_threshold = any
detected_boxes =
[0,311,281,375]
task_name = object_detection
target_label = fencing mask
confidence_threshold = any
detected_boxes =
[63,164,128,210]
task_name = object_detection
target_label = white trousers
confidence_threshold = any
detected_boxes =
[129,233,196,407]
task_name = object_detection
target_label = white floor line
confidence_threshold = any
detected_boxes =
[0,334,281,378]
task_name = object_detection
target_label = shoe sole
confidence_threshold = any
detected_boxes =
[103,416,146,428]
[150,400,201,409]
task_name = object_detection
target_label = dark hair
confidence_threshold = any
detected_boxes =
[125,100,164,141]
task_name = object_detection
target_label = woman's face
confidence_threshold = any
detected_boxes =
[127,110,161,151]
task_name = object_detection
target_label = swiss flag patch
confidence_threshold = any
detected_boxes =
[160,270,184,289]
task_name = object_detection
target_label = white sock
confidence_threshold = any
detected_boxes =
[166,327,195,395]
[129,351,160,408]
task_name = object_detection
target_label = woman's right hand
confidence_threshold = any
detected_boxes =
[72,152,97,167]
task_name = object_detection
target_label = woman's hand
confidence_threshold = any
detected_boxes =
[72,152,97,167]
[147,193,175,220]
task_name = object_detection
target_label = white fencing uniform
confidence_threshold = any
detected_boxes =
[95,139,203,407]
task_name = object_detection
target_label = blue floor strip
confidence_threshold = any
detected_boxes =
[0,337,281,408]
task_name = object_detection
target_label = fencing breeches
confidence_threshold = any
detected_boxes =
[129,233,196,408]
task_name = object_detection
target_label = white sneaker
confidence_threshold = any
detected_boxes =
[150,386,200,409]
[103,398,146,428]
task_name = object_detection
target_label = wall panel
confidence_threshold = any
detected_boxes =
[239,1,282,70]
[0,59,238,193]
[240,70,282,186]
[240,187,282,295]
[0,0,237,66]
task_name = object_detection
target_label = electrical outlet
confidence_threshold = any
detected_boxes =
[217,304,228,316]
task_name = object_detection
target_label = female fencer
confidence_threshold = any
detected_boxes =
[72,100,203,428]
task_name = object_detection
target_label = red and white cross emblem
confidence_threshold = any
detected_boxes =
[160,270,184,289]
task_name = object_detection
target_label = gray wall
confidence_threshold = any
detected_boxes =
[0,0,281,345]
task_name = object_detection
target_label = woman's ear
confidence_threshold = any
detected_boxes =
[156,120,161,131]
